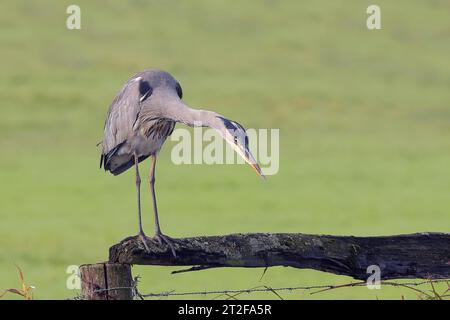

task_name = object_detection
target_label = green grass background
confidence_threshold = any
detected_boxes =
[0,0,449,299]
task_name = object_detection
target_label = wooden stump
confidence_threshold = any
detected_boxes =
[79,263,133,300]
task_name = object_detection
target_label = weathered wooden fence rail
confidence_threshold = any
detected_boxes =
[80,232,450,300]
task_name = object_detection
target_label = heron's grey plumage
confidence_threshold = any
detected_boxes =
[101,70,179,175]
[99,69,263,256]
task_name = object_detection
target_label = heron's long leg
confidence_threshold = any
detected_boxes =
[134,153,150,252]
[149,155,177,257]
[149,155,161,234]
[134,152,144,235]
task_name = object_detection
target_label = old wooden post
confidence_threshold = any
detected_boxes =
[79,263,133,300]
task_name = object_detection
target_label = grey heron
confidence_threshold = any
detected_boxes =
[100,69,263,257]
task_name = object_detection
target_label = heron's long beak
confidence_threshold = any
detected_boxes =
[221,129,265,179]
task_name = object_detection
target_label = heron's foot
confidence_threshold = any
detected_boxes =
[153,232,177,258]
[137,232,151,253]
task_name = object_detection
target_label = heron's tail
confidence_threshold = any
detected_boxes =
[100,150,151,176]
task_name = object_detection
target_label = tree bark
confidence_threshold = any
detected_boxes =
[109,232,450,280]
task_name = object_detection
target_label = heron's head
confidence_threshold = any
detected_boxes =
[134,69,183,102]
[216,116,264,178]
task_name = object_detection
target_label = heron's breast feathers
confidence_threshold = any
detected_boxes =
[137,117,175,140]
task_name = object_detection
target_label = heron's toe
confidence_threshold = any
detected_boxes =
[137,233,151,252]
[153,233,177,258]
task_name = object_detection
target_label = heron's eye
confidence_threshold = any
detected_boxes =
[175,82,183,99]
[139,80,153,102]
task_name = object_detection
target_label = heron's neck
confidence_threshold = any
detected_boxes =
[185,109,220,128]
[166,101,221,128]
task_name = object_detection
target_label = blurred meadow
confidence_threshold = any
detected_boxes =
[0,0,449,299]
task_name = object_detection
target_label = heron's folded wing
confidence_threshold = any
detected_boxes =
[101,76,144,156]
